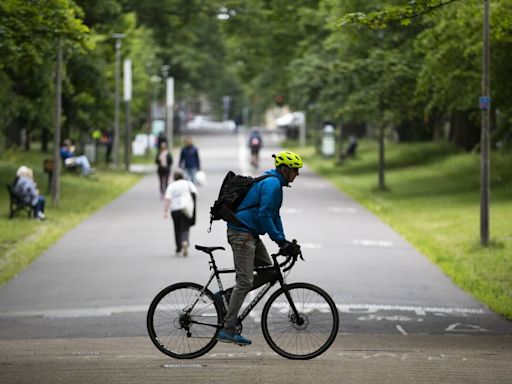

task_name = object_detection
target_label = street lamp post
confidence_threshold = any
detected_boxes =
[161,65,174,148]
[112,33,126,168]
[124,59,132,171]
[150,74,162,136]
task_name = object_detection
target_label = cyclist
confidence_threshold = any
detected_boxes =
[248,129,263,168]
[216,150,303,346]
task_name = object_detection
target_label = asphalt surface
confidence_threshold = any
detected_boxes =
[0,128,511,383]
[1,335,511,384]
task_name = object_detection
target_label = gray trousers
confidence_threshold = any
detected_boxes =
[223,228,274,333]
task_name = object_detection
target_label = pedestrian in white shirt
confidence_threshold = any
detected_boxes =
[163,169,197,256]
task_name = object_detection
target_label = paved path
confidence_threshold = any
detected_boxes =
[0,129,511,383]
[1,129,510,338]
[1,335,511,384]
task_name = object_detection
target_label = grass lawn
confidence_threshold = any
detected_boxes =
[0,147,141,285]
[295,140,512,319]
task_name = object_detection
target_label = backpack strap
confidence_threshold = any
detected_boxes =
[207,173,279,233]
[235,173,278,213]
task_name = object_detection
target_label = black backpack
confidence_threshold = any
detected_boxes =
[208,171,275,232]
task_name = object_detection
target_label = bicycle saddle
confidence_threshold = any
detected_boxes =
[195,245,225,253]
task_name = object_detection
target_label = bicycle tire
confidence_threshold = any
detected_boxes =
[147,282,221,359]
[261,282,339,360]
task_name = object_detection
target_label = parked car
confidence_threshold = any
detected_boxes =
[186,115,236,131]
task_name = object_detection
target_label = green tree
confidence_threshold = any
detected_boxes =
[0,0,89,149]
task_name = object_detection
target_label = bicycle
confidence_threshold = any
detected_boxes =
[147,243,339,360]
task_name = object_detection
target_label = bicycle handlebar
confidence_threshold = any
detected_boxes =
[271,239,304,273]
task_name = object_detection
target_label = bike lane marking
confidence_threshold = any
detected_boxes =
[0,303,488,318]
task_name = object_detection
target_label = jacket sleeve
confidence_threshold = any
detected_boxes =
[258,179,285,244]
[195,148,200,170]
[273,215,284,242]
[179,149,185,168]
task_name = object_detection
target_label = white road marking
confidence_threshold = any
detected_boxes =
[353,239,394,247]
[0,303,488,318]
[396,324,408,335]
[300,243,323,249]
[0,305,149,318]
[358,314,412,322]
[302,182,328,189]
[281,208,302,214]
[337,304,487,315]
[326,206,357,214]
[445,323,489,332]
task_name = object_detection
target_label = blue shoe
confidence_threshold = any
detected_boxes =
[216,329,252,346]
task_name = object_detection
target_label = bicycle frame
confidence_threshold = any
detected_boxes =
[187,252,301,328]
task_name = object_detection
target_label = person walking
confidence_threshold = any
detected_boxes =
[101,129,113,164]
[13,165,47,221]
[216,150,303,346]
[179,136,201,184]
[163,169,198,257]
[155,142,173,199]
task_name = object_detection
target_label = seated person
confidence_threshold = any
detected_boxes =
[13,166,46,220]
[60,139,94,175]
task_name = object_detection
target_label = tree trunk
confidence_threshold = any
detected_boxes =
[51,40,63,206]
[337,120,344,162]
[378,123,386,190]
[41,127,49,152]
[24,129,31,150]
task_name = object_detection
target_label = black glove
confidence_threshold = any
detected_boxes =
[279,240,301,257]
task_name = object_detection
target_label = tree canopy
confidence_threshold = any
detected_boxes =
[1,0,511,150]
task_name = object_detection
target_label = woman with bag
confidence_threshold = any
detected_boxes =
[163,169,197,257]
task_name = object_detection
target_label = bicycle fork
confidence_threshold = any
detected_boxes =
[280,283,305,325]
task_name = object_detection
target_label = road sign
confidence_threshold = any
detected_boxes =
[479,96,491,110]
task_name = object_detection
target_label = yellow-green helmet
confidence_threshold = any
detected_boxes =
[273,151,303,168]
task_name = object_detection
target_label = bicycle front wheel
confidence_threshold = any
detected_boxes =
[147,282,221,359]
[261,282,339,359]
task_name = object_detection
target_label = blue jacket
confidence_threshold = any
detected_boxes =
[60,147,73,160]
[179,145,200,170]
[228,168,286,244]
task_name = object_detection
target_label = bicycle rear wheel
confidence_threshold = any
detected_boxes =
[261,282,339,359]
[147,282,221,359]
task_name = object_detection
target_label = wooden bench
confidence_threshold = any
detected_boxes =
[6,184,32,219]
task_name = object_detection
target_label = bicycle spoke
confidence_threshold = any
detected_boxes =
[262,283,339,359]
[147,283,221,359]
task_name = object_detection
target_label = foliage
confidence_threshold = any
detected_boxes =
[1,0,512,148]
[0,0,90,148]
[338,0,461,29]
[335,0,512,146]
[0,0,89,70]
[294,139,512,319]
